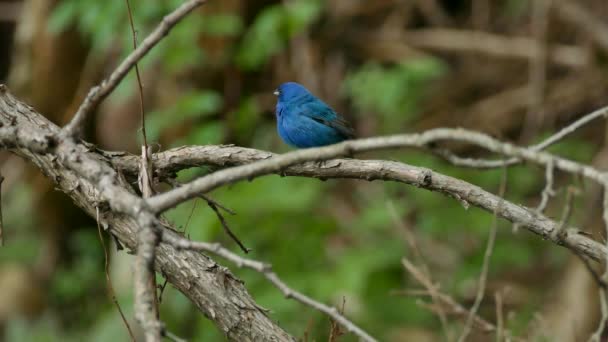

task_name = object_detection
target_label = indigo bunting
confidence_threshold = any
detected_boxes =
[274,82,355,148]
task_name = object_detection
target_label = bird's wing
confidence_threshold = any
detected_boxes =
[298,100,356,139]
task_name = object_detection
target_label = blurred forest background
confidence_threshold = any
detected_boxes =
[1,0,608,341]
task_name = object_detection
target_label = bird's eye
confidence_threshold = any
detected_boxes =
[273,89,280,96]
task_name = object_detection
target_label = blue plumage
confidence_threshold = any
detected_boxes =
[274,82,355,148]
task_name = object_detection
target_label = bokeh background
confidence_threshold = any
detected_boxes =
[0,0,607,341]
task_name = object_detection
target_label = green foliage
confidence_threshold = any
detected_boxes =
[344,58,446,132]
[236,0,322,69]
[503,0,530,17]
[51,230,103,301]
[146,90,222,143]
[0,183,40,263]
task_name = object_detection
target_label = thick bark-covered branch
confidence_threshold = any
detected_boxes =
[140,128,606,214]
[0,86,295,341]
[115,144,607,262]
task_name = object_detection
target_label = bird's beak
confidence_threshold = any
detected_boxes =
[273,90,279,96]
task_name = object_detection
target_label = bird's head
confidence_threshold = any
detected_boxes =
[273,82,312,102]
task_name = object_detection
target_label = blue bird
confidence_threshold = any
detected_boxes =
[274,82,355,148]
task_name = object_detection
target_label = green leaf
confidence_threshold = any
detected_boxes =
[201,14,244,36]
[235,5,285,69]
[284,0,322,35]
[146,90,222,141]
[344,58,445,132]
[48,1,79,33]
[236,0,323,69]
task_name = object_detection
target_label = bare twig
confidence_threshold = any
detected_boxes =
[557,186,577,230]
[401,258,510,336]
[161,237,378,342]
[63,0,208,137]
[589,288,608,342]
[139,146,155,197]
[433,105,608,169]
[328,297,346,342]
[207,201,250,253]
[124,0,148,149]
[182,198,198,235]
[459,166,507,342]
[576,254,606,290]
[387,201,451,340]
[165,178,247,252]
[536,159,556,214]
[124,2,161,338]
[495,291,504,342]
[164,330,187,342]
[96,207,136,341]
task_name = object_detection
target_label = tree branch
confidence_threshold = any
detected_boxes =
[0,86,295,341]
[161,238,378,342]
[63,0,208,137]
[113,143,607,262]
[403,28,589,68]
[144,129,607,215]
[432,104,608,169]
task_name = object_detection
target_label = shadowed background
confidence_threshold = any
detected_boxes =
[0,0,607,340]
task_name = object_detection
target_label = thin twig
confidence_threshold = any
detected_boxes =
[125,2,162,339]
[96,207,136,342]
[63,0,208,137]
[164,330,187,342]
[495,291,504,342]
[124,0,148,149]
[161,236,378,342]
[207,201,250,253]
[536,159,556,214]
[328,297,346,342]
[387,201,451,340]
[183,198,198,235]
[576,254,606,289]
[589,289,608,342]
[559,187,577,228]
[458,166,507,342]
[166,178,246,252]
[549,185,578,242]
[401,258,513,337]
[432,105,608,169]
